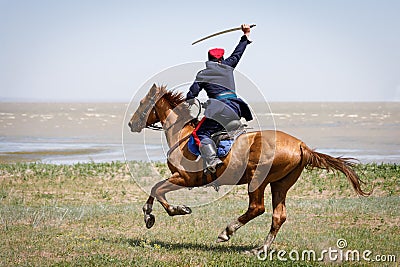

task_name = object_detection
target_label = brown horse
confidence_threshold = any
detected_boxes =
[128,84,370,255]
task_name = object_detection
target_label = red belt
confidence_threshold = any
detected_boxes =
[192,117,206,146]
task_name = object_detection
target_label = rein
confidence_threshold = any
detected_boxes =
[146,98,203,158]
[146,124,164,131]
[146,98,202,132]
[166,133,192,158]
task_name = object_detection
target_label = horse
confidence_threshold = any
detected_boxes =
[127,84,370,255]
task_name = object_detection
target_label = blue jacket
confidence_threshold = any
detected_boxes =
[186,35,253,121]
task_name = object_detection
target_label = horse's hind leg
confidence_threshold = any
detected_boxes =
[142,172,191,228]
[249,164,304,255]
[217,183,267,243]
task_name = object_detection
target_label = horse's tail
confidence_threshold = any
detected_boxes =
[300,143,371,196]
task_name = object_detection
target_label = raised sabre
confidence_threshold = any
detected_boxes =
[192,24,256,45]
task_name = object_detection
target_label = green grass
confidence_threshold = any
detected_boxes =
[0,162,399,266]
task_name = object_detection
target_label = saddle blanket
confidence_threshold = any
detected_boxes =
[188,135,234,158]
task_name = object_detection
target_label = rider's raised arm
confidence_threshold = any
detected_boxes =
[186,82,201,100]
[222,24,252,68]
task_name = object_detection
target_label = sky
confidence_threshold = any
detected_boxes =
[0,0,399,102]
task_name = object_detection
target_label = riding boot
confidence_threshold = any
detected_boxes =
[199,143,223,173]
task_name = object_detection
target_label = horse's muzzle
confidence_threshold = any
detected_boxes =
[128,121,142,133]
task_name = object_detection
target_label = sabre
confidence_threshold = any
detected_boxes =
[192,24,256,45]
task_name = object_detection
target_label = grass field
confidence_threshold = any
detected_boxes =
[0,162,399,266]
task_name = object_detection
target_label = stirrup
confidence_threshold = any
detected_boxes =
[204,160,223,174]
[207,165,217,174]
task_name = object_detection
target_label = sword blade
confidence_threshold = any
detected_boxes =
[191,24,256,45]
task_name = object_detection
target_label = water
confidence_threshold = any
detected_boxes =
[251,102,400,164]
[0,102,399,164]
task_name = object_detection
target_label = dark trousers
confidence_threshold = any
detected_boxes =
[193,105,239,146]
[195,118,224,146]
[192,97,241,147]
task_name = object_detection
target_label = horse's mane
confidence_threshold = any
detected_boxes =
[163,90,186,108]
[159,86,197,124]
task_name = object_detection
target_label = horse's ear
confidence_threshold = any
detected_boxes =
[150,83,157,91]
[147,83,158,96]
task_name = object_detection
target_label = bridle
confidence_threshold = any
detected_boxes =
[143,97,203,158]
[145,97,202,132]
[137,94,162,130]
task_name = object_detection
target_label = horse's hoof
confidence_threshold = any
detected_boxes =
[181,206,192,214]
[216,233,229,243]
[244,246,267,256]
[145,214,155,229]
[243,250,253,256]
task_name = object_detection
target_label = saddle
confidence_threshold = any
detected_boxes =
[188,120,246,158]
[211,120,245,147]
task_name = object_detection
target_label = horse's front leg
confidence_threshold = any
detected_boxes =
[142,196,155,229]
[143,172,192,228]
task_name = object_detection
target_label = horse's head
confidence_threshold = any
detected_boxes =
[128,84,165,133]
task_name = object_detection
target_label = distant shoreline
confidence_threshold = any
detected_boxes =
[1,102,399,164]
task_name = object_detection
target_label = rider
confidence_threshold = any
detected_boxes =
[186,24,253,173]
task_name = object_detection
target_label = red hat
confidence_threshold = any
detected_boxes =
[208,48,225,60]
